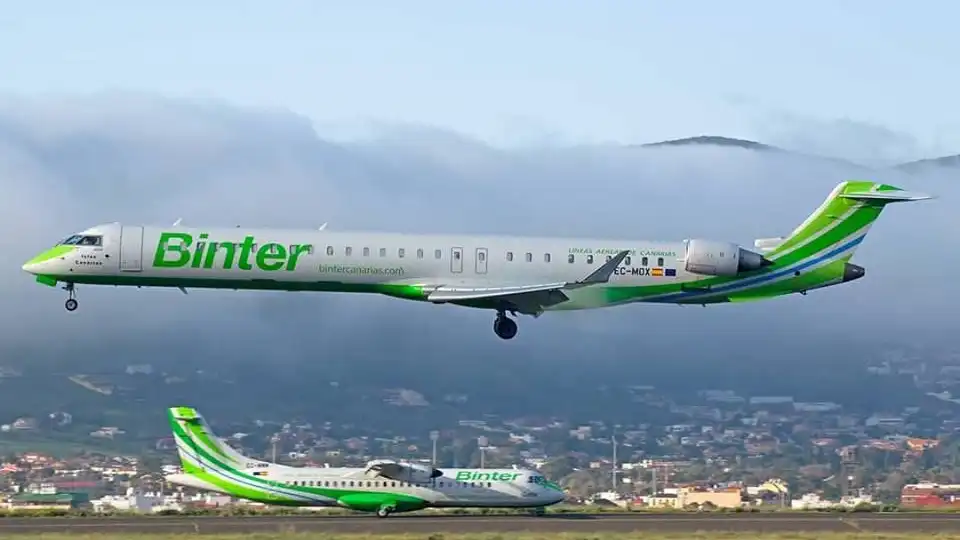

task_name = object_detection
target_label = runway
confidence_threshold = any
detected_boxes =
[2,512,960,535]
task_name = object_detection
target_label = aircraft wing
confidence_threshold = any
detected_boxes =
[425,250,631,315]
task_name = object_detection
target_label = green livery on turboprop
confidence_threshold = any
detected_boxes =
[21,180,932,340]
[165,406,564,517]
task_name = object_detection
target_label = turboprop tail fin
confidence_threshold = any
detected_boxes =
[168,406,268,473]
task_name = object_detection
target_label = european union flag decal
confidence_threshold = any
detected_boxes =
[664,268,677,277]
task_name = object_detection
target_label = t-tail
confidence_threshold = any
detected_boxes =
[744,180,932,296]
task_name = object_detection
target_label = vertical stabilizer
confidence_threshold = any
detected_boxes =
[167,406,266,473]
[766,180,931,264]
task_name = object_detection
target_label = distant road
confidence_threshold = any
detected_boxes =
[2,512,960,535]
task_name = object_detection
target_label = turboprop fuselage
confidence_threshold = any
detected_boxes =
[167,406,565,517]
[21,181,932,340]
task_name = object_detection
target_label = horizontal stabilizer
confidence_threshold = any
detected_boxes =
[839,190,933,202]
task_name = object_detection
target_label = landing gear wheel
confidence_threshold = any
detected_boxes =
[376,506,392,518]
[493,312,518,340]
[63,284,78,312]
[530,507,546,517]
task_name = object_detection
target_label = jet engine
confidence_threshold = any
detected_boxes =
[683,239,772,277]
[365,459,442,483]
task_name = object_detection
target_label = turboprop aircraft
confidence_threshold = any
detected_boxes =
[21,180,931,340]
[165,406,565,517]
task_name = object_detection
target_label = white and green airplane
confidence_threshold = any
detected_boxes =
[165,406,565,517]
[22,180,931,340]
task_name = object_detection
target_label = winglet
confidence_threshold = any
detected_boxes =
[576,250,631,285]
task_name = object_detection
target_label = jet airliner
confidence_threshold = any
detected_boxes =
[166,406,565,517]
[21,180,931,340]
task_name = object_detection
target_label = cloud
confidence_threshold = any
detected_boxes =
[0,92,954,388]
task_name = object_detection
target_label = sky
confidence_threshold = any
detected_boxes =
[0,1,957,158]
[0,3,957,404]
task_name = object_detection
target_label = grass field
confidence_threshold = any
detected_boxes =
[3,534,959,540]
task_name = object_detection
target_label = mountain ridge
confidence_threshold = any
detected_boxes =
[638,135,960,171]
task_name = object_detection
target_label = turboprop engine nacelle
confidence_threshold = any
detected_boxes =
[365,459,442,483]
[684,239,773,277]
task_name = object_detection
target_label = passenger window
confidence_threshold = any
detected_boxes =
[417,248,424,259]
[525,252,532,262]
[435,249,442,259]
[251,243,259,251]
[587,255,594,264]
[544,253,551,263]
[326,246,334,256]
[439,481,444,487]
[454,251,461,260]
[568,254,575,263]
[606,255,612,262]
[379,248,387,257]
[478,251,485,261]
[324,481,329,487]
[657,257,664,267]
[507,251,514,261]
[625,256,631,265]
[642,256,648,266]
[363,247,370,257]
[345,246,352,256]
[398,248,405,258]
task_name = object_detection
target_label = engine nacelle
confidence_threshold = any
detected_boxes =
[684,239,772,277]
[366,459,442,483]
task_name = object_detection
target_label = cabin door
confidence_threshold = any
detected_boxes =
[119,226,144,272]
[475,247,488,274]
[450,247,463,273]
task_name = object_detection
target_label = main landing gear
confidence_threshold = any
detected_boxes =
[63,283,78,312]
[494,310,518,340]
[376,505,395,518]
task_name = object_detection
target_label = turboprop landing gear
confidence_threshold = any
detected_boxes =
[63,283,78,312]
[494,310,518,340]
[376,505,394,518]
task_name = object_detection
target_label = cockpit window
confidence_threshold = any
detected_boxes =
[77,236,102,246]
[59,235,83,245]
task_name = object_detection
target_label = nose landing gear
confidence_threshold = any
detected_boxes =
[493,310,518,340]
[63,283,78,312]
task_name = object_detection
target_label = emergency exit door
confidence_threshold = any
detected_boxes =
[475,247,488,274]
[119,226,144,272]
[450,247,463,273]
